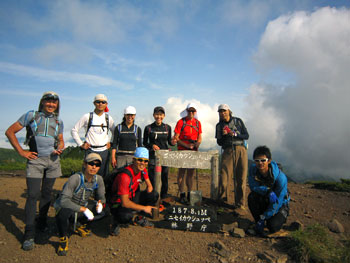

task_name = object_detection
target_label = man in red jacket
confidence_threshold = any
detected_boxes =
[109,147,158,236]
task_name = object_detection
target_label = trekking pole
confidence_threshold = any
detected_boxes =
[73,212,78,232]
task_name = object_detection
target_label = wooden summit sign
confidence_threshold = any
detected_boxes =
[154,150,220,200]
[157,205,221,233]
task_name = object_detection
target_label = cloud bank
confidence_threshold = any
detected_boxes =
[0,62,133,90]
[247,7,350,180]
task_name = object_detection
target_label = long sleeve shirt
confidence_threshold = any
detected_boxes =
[143,122,173,160]
[71,112,115,152]
[216,116,249,149]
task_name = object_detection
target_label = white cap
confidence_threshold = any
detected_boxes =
[186,102,197,110]
[94,94,108,102]
[218,104,230,111]
[180,102,198,119]
[124,106,136,115]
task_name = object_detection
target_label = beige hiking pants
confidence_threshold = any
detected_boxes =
[219,145,248,207]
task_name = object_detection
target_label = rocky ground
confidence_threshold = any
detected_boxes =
[0,170,349,263]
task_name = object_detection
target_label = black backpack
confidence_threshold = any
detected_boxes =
[85,112,110,137]
[105,167,145,205]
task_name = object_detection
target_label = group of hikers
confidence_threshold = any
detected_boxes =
[5,91,290,256]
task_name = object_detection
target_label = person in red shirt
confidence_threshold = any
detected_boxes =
[173,103,202,204]
[109,147,158,236]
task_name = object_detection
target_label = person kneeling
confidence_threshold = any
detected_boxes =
[248,146,290,236]
[109,147,158,236]
[55,153,106,256]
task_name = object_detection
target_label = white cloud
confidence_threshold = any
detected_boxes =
[135,97,220,151]
[163,97,219,150]
[33,43,92,65]
[248,7,350,179]
[50,0,130,43]
[0,62,133,90]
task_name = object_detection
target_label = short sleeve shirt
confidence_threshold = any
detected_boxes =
[115,165,149,202]
[18,110,64,157]
[174,117,202,150]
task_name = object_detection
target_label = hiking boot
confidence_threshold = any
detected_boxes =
[22,238,35,251]
[57,236,68,256]
[75,224,91,237]
[110,224,120,236]
[133,216,154,228]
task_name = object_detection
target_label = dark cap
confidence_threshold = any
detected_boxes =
[153,106,165,114]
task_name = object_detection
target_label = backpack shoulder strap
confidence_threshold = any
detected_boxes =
[85,112,94,137]
[124,168,134,194]
[134,124,138,137]
[73,173,85,194]
[24,111,41,145]
[181,117,186,133]
[105,113,109,134]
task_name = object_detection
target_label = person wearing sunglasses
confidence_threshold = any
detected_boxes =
[143,106,176,199]
[109,147,158,236]
[215,104,249,216]
[54,153,106,256]
[71,94,115,181]
[248,146,290,236]
[173,103,202,204]
[5,91,65,251]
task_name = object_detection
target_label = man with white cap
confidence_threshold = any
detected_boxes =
[54,153,106,256]
[5,91,64,251]
[215,104,249,215]
[173,103,202,204]
[71,94,115,180]
[111,106,142,169]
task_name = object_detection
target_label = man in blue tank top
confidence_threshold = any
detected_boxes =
[5,91,64,251]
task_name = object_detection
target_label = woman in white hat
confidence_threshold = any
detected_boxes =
[173,103,202,204]
[111,106,142,169]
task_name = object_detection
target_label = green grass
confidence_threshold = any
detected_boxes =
[306,179,350,193]
[0,159,26,170]
[60,158,83,177]
[0,146,86,176]
[287,224,350,263]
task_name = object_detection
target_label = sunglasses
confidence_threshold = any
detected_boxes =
[187,110,196,113]
[254,158,269,163]
[87,161,101,167]
[135,158,149,163]
[95,100,107,104]
[43,94,59,101]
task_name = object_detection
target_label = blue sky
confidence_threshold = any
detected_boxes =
[1,1,349,179]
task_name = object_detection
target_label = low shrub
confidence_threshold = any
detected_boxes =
[306,179,350,193]
[60,158,83,177]
[287,224,350,262]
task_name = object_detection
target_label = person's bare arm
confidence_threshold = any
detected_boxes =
[5,122,38,160]
[120,194,155,215]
